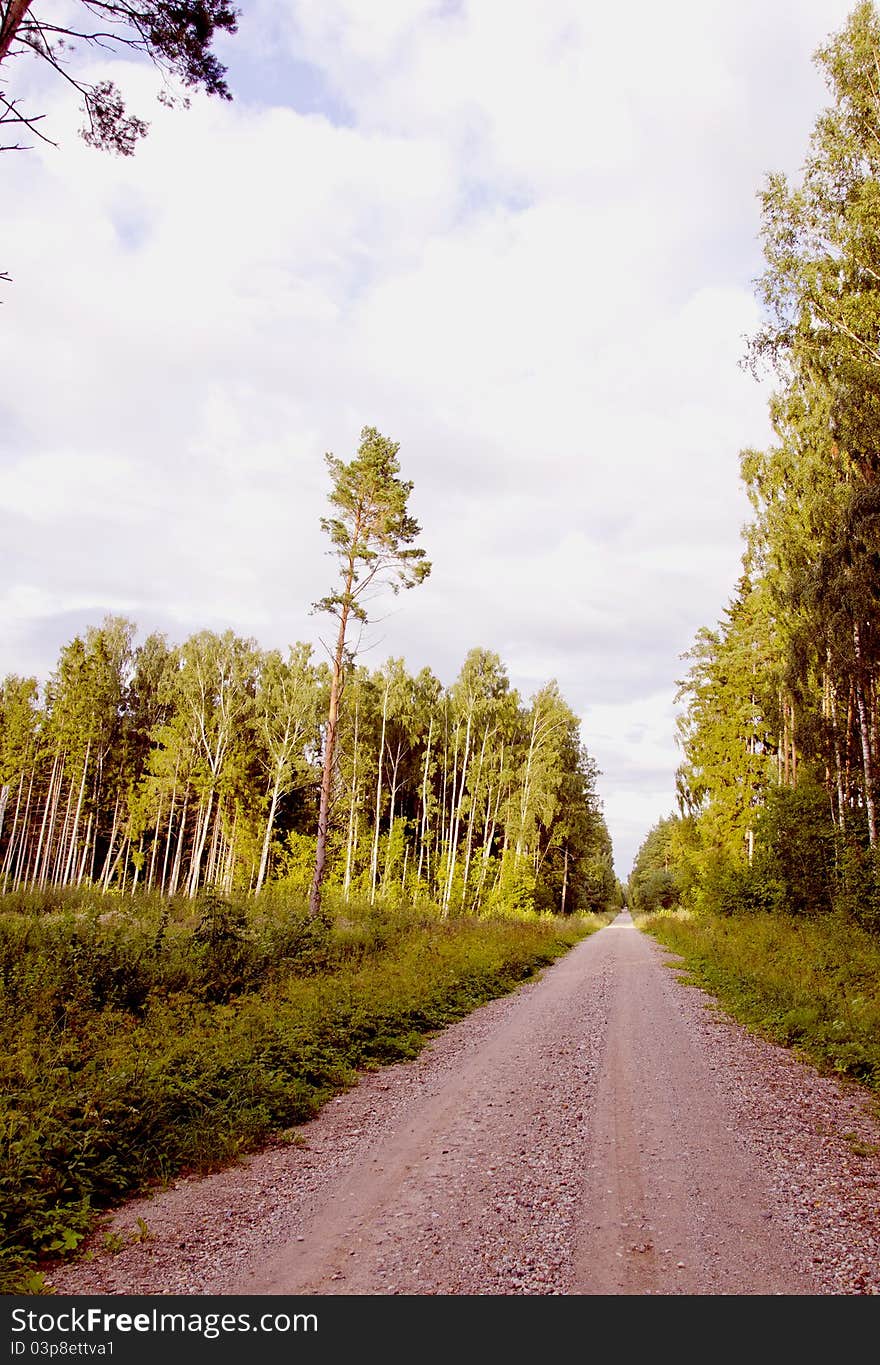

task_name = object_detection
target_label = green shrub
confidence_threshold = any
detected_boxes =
[633,867,679,913]
[0,891,607,1291]
[750,783,836,916]
[834,841,880,932]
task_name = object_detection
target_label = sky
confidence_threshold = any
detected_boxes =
[0,0,861,878]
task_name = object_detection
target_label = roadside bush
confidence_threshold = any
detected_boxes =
[750,783,836,917]
[691,852,777,916]
[834,841,880,932]
[0,895,606,1291]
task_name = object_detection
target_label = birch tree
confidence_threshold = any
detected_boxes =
[0,673,40,890]
[254,643,321,893]
[175,629,258,896]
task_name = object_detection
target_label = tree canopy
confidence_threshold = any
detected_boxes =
[0,1,238,153]
[0,614,615,916]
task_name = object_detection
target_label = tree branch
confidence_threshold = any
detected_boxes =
[812,301,880,368]
[0,88,57,146]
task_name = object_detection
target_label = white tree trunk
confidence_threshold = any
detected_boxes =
[62,742,90,887]
[443,710,472,915]
[370,681,390,904]
[416,715,434,888]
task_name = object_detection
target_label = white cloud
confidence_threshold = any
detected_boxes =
[0,0,860,876]
[583,690,684,876]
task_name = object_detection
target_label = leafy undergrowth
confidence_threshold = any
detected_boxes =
[637,907,880,1097]
[0,894,611,1292]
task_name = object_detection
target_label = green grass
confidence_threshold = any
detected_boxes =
[0,890,612,1291]
[637,907,880,1095]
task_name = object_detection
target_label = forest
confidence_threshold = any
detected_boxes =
[0,426,614,922]
[631,1,880,933]
[0,620,615,918]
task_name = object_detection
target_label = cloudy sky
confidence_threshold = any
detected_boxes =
[0,0,859,876]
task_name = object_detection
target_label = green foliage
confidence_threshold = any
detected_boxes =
[674,577,779,863]
[485,855,536,916]
[315,427,431,626]
[648,788,880,927]
[634,867,679,913]
[0,891,608,1291]
[750,783,837,916]
[276,831,320,894]
[835,841,880,931]
[0,609,614,917]
[695,853,777,917]
[0,676,40,785]
[628,815,700,912]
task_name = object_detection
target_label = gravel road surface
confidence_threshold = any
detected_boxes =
[46,912,880,1295]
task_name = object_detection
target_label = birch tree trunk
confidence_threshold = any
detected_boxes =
[101,800,126,891]
[16,769,34,888]
[853,621,877,847]
[416,715,434,888]
[147,790,164,891]
[205,795,222,888]
[52,774,75,886]
[77,812,92,885]
[382,741,404,890]
[0,781,9,852]
[1,772,24,893]
[187,788,215,897]
[472,781,499,913]
[161,769,179,894]
[33,750,60,889]
[223,806,237,895]
[62,742,90,887]
[460,723,489,909]
[99,793,121,891]
[369,680,390,905]
[343,698,360,902]
[561,843,569,915]
[169,790,189,896]
[256,768,283,895]
[117,833,131,893]
[443,710,471,915]
[131,834,144,895]
[308,571,355,919]
[40,753,66,888]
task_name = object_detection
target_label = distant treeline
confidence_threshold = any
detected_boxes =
[0,617,615,914]
[631,4,880,929]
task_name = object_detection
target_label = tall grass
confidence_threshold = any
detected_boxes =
[0,887,611,1291]
[638,908,880,1093]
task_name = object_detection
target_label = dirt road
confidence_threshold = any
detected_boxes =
[47,913,880,1295]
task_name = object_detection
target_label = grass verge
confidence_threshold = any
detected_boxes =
[0,895,611,1292]
[637,907,880,1097]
